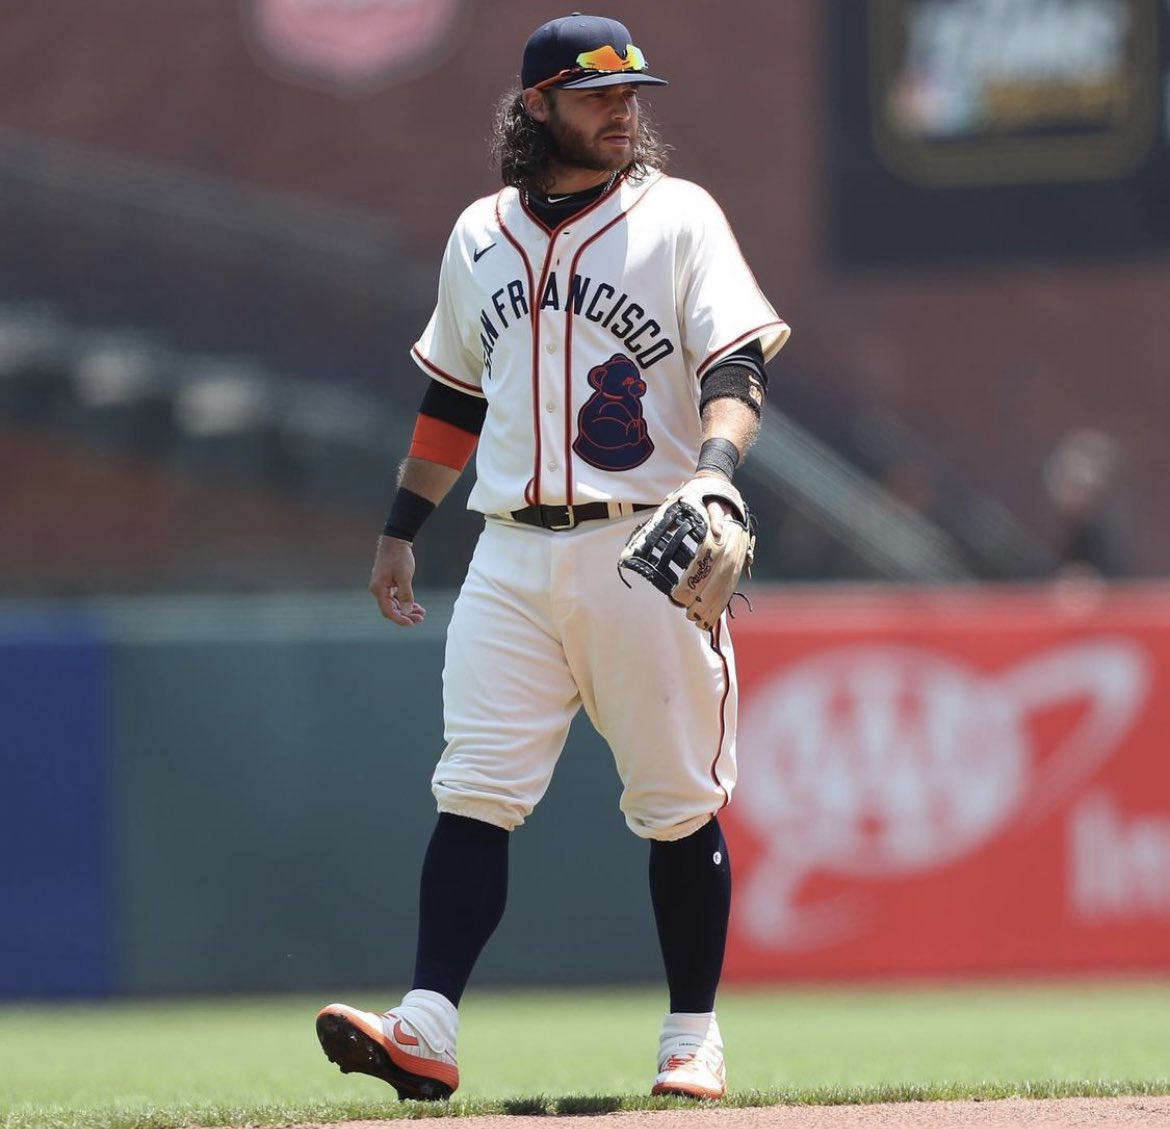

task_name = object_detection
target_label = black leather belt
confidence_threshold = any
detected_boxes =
[502,502,655,531]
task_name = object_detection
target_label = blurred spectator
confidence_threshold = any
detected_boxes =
[1043,427,1136,579]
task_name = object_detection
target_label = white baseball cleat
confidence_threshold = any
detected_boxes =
[315,998,459,1101]
[651,1013,727,1100]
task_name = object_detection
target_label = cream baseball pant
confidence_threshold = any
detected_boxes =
[432,512,739,841]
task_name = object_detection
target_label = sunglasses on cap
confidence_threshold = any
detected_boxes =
[533,42,650,90]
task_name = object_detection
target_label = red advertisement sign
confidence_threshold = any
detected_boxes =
[724,583,1170,981]
[242,0,468,95]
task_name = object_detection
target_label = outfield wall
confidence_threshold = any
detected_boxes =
[3,583,1169,999]
[0,592,661,999]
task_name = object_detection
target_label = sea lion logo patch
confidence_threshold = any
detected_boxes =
[573,353,655,471]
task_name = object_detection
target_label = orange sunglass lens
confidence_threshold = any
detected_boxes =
[575,43,647,73]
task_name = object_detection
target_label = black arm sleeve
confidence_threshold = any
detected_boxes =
[699,340,769,416]
[418,378,489,434]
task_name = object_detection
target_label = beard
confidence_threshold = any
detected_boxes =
[545,110,633,173]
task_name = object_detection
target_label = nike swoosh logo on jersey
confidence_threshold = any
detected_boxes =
[473,242,496,262]
[546,195,572,203]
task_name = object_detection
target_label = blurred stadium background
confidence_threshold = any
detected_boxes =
[3,0,1169,1003]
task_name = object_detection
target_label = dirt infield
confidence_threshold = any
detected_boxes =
[292,1097,1170,1128]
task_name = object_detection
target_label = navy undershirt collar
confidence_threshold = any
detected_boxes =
[525,175,615,226]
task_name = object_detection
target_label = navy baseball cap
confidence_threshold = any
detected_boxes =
[521,13,668,90]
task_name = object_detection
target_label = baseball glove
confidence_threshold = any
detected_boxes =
[618,475,756,632]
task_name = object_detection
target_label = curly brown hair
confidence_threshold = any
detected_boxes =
[488,85,670,195]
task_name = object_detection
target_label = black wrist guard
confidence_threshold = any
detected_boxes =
[383,487,436,542]
[696,437,741,480]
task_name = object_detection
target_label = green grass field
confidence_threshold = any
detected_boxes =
[3,980,1169,1128]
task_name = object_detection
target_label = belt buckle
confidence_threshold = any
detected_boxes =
[546,504,576,531]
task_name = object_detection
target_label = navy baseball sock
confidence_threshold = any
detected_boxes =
[648,817,732,1014]
[412,812,509,1007]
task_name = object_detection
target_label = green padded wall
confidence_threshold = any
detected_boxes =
[106,594,662,996]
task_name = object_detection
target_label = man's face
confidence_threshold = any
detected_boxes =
[543,84,639,173]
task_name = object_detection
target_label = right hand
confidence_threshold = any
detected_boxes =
[369,535,426,627]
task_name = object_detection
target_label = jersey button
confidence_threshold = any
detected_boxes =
[544,342,556,353]
[546,459,558,471]
[545,401,556,413]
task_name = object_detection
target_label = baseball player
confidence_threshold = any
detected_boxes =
[316,12,789,1102]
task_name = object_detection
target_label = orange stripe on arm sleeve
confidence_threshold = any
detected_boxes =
[408,413,479,471]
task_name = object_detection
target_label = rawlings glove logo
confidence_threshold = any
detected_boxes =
[688,550,715,589]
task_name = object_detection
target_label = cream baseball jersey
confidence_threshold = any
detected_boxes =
[411,171,790,515]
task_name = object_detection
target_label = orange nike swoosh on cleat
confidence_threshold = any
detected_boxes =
[393,1019,420,1046]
